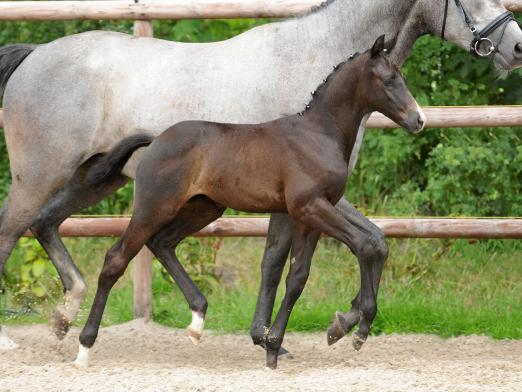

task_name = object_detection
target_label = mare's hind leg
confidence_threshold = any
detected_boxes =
[326,198,388,349]
[265,223,320,369]
[146,196,225,345]
[30,156,130,339]
[0,178,70,349]
[250,213,293,355]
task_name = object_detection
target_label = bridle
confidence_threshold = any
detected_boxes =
[441,0,516,57]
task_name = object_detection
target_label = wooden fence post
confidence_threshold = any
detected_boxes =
[132,18,154,321]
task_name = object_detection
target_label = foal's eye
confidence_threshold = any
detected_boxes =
[384,76,396,86]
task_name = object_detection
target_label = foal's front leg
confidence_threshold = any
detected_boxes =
[250,213,293,353]
[294,197,380,351]
[264,223,320,369]
[326,198,388,348]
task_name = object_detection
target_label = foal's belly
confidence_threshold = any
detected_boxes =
[200,172,288,214]
[206,184,288,214]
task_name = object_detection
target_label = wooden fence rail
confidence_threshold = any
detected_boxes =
[20,217,522,239]
[2,106,522,129]
[0,0,520,21]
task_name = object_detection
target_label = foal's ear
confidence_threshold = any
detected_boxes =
[384,35,398,54]
[371,34,386,58]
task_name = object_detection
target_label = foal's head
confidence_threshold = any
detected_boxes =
[358,35,426,134]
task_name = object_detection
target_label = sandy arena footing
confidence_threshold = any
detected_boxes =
[0,320,520,392]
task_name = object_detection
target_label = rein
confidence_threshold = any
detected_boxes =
[441,0,516,57]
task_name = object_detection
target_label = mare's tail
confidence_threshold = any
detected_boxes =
[0,44,37,98]
[87,135,154,189]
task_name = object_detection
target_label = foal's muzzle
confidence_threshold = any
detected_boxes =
[403,107,426,135]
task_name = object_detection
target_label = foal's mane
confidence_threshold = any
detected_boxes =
[298,52,360,116]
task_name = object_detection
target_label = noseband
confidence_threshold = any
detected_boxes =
[441,0,516,57]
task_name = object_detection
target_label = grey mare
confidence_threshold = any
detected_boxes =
[0,0,521,351]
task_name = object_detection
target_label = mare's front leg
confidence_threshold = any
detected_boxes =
[326,198,388,348]
[264,223,320,369]
[250,213,293,354]
[293,197,382,352]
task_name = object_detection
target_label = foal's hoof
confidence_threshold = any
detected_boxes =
[266,349,279,370]
[187,311,205,346]
[73,344,90,369]
[187,327,203,346]
[352,333,367,351]
[257,341,293,359]
[327,311,348,346]
[50,310,71,340]
[278,346,293,359]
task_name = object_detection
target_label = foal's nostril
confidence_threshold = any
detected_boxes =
[515,43,522,58]
[416,113,425,128]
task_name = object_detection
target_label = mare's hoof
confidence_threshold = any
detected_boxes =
[352,333,367,351]
[327,311,348,346]
[50,310,71,340]
[0,333,18,350]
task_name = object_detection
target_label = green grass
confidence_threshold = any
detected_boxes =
[2,237,521,339]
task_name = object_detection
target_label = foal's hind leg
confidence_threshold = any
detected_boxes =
[75,219,160,368]
[75,183,192,367]
[326,198,388,349]
[31,157,130,339]
[146,196,225,345]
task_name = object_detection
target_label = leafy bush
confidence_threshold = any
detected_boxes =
[2,238,61,307]
[154,237,223,294]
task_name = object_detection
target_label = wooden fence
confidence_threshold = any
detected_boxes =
[21,217,522,240]
[3,105,522,129]
[0,0,521,319]
[0,0,520,20]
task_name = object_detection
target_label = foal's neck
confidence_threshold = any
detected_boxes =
[305,58,368,162]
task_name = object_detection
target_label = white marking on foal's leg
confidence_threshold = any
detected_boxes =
[0,329,18,350]
[187,310,205,345]
[73,344,91,368]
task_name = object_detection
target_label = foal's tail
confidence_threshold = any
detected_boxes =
[87,134,154,189]
[0,44,37,98]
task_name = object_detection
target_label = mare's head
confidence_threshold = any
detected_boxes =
[357,35,426,134]
[421,0,522,70]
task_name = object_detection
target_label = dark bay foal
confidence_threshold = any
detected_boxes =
[75,35,425,369]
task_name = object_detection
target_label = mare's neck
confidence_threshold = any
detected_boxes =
[281,0,423,70]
